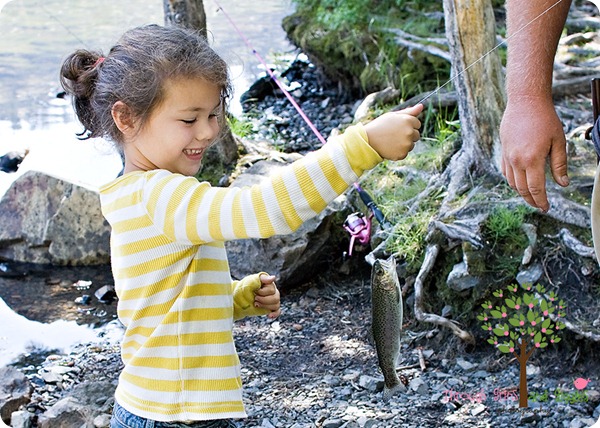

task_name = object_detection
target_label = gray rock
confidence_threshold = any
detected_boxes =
[516,263,544,286]
[456,358,476,371]
[0,366,32,425]
[447,261,480,291]
[409,377,429,395]
[322,420,344,428]
[9,410,32,428]
[0,171,110,265]
[37,381,115,428]
[358,375,382,393]
[225,161,347,288]
[93,413,111,428]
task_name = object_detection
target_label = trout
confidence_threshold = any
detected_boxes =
[371,255,403,401]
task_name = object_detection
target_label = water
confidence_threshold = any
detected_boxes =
[0,0,295,365]
[0,0,295,197]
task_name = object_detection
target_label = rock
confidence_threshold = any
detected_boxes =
[225,160,347,288]
[93,413,111,428]
[516,263,544,285]
[322,418,345,428]
[9,410,32,428]
[456,358,476,371]
[0,367,33,425]
[0,150,28,173]
[447,261,480,291]
[94,285,116,304]
[37,381,114,428]
[0,171,111,265]
[409,377,429,395]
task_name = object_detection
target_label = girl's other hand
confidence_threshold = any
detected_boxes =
[255,274,281,319]
[364,104,423,161]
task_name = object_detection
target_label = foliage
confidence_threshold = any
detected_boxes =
[359,105,459,274]
[228,115,254,138]
[478,283,567,353]
[284,0,450,96]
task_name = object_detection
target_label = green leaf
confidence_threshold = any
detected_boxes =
[534,332,542,343]
[490,310,503,318]
[506,298,516,309]
[497,344,512,354]
[493,328,506,337]
[509,318,521,327]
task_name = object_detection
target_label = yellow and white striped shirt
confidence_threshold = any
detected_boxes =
[99,124,381,421]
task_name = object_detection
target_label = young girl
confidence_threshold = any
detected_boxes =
[60,24,422,428]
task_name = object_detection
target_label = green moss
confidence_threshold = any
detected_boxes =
[479,205,532,282]
[284,0,450,97]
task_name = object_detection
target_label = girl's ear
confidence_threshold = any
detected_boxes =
[111,101,136,136]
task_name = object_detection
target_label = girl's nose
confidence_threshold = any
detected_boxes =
[196,118,220,143]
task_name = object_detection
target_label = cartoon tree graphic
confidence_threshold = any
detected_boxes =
[478,283,567,408]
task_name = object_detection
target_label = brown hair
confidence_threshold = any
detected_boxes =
[60,24,231,144]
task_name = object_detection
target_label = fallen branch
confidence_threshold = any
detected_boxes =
[413,243,475,344]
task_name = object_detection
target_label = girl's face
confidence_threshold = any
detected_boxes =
[122,77,222,176]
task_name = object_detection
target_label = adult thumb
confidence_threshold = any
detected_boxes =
[549,138,569,187]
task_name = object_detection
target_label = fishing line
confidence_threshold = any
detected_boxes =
[419,0,567,104]
[38,2,89,48]
[212,0,328,145]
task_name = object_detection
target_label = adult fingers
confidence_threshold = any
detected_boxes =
[549,139,569,187]
[513,168,549,212]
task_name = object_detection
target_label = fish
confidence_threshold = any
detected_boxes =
[371,255,404,401]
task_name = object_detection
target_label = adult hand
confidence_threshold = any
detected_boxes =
[500,96,569,212]
[255,274,281,319]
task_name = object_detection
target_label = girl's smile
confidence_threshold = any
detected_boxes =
[120,77,222,176]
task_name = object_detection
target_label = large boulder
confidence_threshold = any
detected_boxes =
[225,160,347,289]
[0,367,32,425]
[0,171,110,265]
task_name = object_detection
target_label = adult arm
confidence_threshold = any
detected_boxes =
[500,0,572,212]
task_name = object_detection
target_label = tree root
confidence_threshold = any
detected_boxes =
[413,243,475,344]
[552,315,600,342]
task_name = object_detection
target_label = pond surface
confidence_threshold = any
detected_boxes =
[0,0,295,196]
[0,0,295,366]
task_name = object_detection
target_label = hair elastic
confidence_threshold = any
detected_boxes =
[93,57,105,68]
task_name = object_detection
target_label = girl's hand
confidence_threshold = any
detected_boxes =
[255,274,281,319]
[364,104,423,161]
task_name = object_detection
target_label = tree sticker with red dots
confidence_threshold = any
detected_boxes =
[478,283,567,408]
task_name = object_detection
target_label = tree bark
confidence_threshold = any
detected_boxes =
[163,0,239,170]
[164,0,208,37]
[441,0,505,176]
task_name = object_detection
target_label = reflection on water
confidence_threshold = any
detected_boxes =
[0,296,123,367]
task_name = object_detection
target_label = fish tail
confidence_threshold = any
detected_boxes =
[382,383,404,401]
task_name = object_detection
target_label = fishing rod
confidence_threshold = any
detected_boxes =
[212,0,394,257]
[216,0,571,255]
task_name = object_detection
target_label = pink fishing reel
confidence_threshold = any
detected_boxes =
[343,212,373,257]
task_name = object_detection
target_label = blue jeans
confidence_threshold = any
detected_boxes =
[110,401,239,428]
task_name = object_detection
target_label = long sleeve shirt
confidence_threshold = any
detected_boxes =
[98,124,382,422]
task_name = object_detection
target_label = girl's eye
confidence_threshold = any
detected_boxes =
[209,112,221,119]
[181,119,197,124]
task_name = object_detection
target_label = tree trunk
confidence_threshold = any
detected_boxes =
[163,0,239,171]
[441,0,505,176]
[518,340,529,408]
[164,0,208,38]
